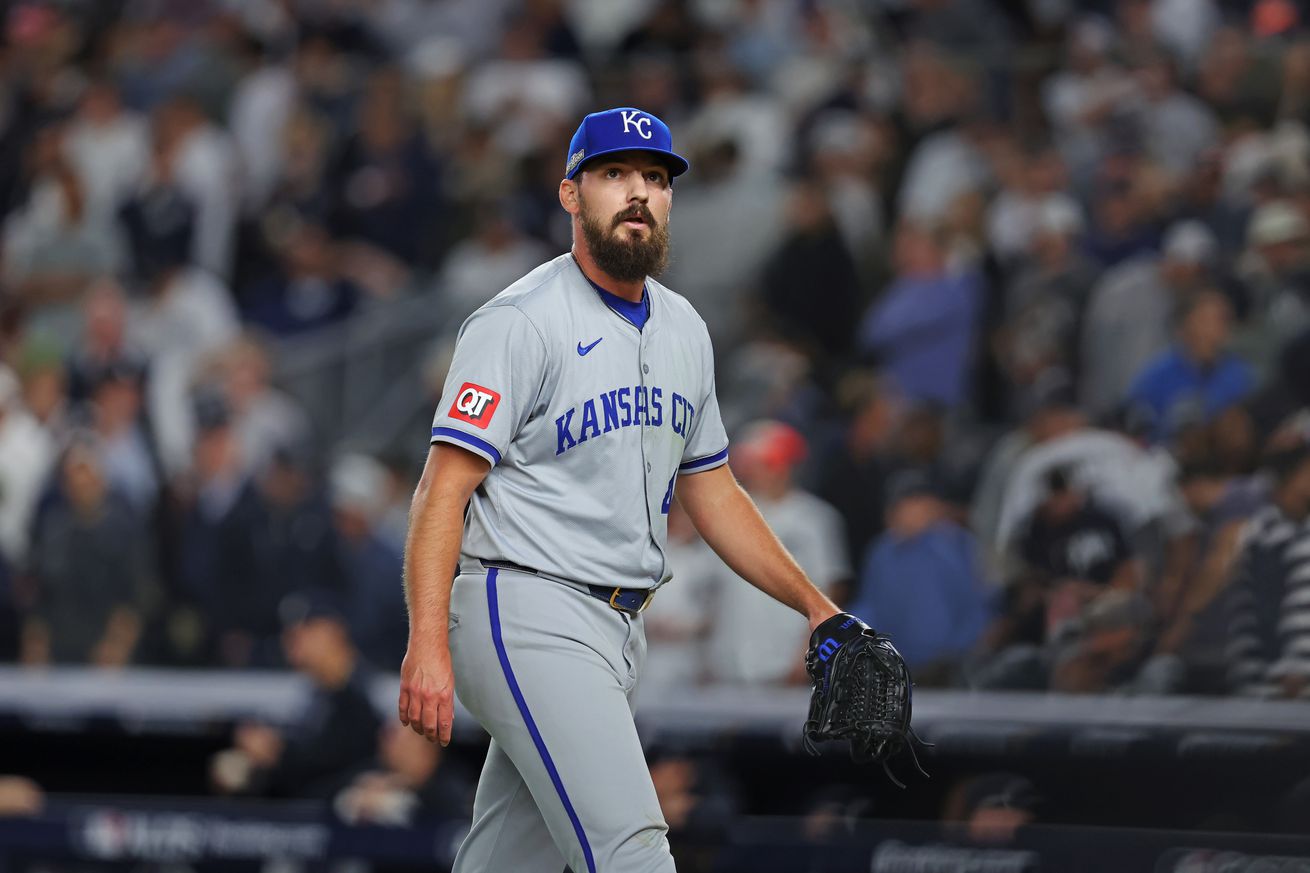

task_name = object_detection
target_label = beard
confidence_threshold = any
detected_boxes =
[578,195,670,283]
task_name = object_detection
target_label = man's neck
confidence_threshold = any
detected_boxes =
[571,246,645,303]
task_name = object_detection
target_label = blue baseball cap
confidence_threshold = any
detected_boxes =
[564,107,690,180]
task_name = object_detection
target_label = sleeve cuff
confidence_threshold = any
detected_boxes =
[679,446,729,474]
[432,426,502,466]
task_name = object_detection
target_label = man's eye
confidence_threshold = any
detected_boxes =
[606,169,621,179]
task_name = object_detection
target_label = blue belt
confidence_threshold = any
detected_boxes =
[479,560,655,615]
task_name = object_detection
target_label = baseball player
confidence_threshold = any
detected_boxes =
[398,107,843,873]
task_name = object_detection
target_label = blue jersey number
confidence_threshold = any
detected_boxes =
[661,473,676,515]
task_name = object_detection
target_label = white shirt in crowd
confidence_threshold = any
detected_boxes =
[705,489,850,686]
[129,267,241,477]
[642,533,723,694]
[0,386,56,567]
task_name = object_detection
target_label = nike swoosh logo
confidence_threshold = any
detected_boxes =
[577,338,603,356]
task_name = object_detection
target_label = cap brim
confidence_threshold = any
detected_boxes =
[567,146,690,180]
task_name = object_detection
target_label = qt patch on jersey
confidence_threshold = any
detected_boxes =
[449,382,502,429]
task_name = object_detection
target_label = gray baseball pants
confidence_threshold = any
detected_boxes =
[449,566,675,873]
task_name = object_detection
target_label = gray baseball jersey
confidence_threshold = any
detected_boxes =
[430,252,729,589]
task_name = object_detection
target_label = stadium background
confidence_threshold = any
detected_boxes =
[0,0,1309,870]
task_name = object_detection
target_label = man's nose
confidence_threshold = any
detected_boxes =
[626,174,649,202]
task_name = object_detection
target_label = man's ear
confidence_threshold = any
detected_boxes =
[559,178,580,215]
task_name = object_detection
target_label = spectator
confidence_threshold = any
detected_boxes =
[248,442,346,650]
[243,222,361,336]
[1278,38,1310,124]
[704,421,850,685]
[620,1,699,56]
[174,390,263,667]
[331,70,444,267]
[904,0,1013,61]
[1154,457,1266,691]
[1196,27,1280,130]
[329,453,407,672]
[463,14,591,158]
[1081,220,1218,416]
[62,81,150,231]
[806,110,887,273]
[985,144,1073,267]
[971,376,1089,571]
[1042,16,1136,187]
[897,110,995,232]
[0,776,44,817]
[218,334,312,478]
[82,358,159,516]
[1048,587,1174,693]
[1152,0,1220,71]
[259,106,337,237]
[979,460,1181,692]
[856,220,982,409]
[1127,291,1255,443]
[1237,200,1310,370]
[1250,328,1310,436]
[682,52,790,176]
[1171,148,1250,258]
[151,97,241,280]
[22,438,152,667]
[756,178,862,368]
[438,203,552,321]
[118,177,240,475]
[1012,466,1140,595]
[715,337,819,436]
[2,125,121,302]
[643,501,721,694]
[335,723,474,825]
[814,372,905,563]
[1081,169,1164,269]
[994,422,1194,571]
[228,45,297,213]
[942,772,1040,845]
[1129,53,1220,181]
[663,135,786,346]
[119,182,239,363]
[65,280,150,406]
[374,453,418,550]
[15,338,69,436]
[1226,431,1310,698]
[210,590,381,798]
[847,469,993,682]
[976,464,1142,687]
[648,748,738,873]
[995,198,1097,416]
[0,366,56,570]
[113,14,211,112]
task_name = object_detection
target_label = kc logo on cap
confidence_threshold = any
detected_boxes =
[620,110,652,140]
[564,107,690,180]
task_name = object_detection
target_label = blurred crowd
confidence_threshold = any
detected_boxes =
[0,0,1309,718]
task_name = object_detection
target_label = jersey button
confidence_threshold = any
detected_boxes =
[646,462,652,473]
[643,364,650,374]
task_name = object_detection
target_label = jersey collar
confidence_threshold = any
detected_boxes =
[570,254,655,331]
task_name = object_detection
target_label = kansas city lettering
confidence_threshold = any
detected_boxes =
[556,386,696,455]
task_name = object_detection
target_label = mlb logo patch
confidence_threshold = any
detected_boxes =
[449,383,501,429]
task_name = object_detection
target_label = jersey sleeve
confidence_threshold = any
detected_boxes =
[678,331,729,475]
[430,304,546,466]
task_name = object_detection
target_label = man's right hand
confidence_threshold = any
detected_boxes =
[398,642,456,747]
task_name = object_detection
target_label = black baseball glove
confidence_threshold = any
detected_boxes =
[802,612,930,787]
